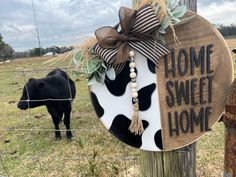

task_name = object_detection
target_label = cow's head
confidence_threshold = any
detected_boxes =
[17,78,46,110]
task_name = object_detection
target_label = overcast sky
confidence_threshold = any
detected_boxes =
[0,0,236,52]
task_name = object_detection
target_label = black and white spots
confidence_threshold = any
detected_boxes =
[90,51,162,151]
[154,130,163,150]
[134,83,156,111]
[90,92,104,118]
[147,59,156,74]
[104,62,137,96]
[109,115,149,148]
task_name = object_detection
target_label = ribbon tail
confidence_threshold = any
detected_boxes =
[129,40,170,67]
[94,43,118,64]
[114,42,130,65]
[107,62,126,75]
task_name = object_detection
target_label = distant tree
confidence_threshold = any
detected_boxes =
[29,48,46,57]
[59,46,67,53]
[27,45,73,57]
[0,33,3,43]
[2,44,15,59]
[0,33,14,61]
[45,46,73,55]
[218,24,236,37]
[53,46,61,54]
[15,51,30,58]
[0,33,5,51]
[60,46,73,53]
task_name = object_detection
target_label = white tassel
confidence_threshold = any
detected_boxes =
[129,103,144,135]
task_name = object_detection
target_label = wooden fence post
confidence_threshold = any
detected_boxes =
[179,0,197,12]
[224,79,236,177]
[133,1,198,177]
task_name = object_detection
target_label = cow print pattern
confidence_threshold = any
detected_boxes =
[154,130,163,150]
[147,59,156,74]
[109,115,149,148]
[90,51,163,151]
[133,83,156,111]
[90,92,104,118]
[105,63,137,96]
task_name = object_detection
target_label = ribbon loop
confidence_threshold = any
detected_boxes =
[95,27,121,49]
[94,4,170,73]
[119,6,137,34]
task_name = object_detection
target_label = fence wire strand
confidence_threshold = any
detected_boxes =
[22,70,46,177]
[0,66,140,177]
[0,153,139,162]
[0,0,140,173]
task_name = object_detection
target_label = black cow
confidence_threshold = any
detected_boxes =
[17,69,76,140]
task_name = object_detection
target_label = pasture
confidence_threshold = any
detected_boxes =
[0,38,235,177]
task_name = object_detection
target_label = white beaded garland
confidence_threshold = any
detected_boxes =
[131,82,137,88]
[129,62,136,68]
[129,51,139,103]
[129,51,135,57]
[130,68,135,72]
[131,92,138,98]
[130,72,137,78]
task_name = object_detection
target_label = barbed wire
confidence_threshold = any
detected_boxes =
[21,70,46,177]
[0,153,140,162]
[0,64,139,177]
[0,128,104,132]
[0,0,141,174]
[0,66,77,74]
[0,97,91,103]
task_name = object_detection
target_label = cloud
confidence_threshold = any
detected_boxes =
[198,0,236,25]
[0,0,131,51]
[0,0,235,51]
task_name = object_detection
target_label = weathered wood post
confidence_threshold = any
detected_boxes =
[179,0,197,12]
[132,1,198,177]
[224,79,236,177]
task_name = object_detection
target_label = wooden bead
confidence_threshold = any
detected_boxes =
[130,68,135,72]
[129,51,135,57]
[130,72,137,78]
[132,92,138,98]
[131,82,137,88]
[129,62,136,68]
[132,88,137,92]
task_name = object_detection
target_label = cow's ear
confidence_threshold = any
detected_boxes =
[37,81,45,90]
[29,78,36,82]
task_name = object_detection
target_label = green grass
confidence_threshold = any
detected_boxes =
[0,57,140,177]
[0,44,235,177]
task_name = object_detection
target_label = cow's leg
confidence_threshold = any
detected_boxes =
[64,107,73,140]
[47,107,63,140]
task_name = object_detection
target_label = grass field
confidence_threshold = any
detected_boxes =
[0,38,235,177]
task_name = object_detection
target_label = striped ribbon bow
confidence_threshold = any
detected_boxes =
[94,4,170,73]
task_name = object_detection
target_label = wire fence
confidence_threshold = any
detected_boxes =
[0,63,141,177]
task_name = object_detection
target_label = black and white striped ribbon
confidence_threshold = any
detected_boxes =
[94,4,169,73]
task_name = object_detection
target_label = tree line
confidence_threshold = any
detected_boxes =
[0,33,15,61]
[0,33,74,60]
[217,24,236,37]
[15,46,74,58]
[1,23,236,61]
[27,46,74,57]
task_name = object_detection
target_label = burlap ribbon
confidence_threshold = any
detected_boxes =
[94,4,170,73]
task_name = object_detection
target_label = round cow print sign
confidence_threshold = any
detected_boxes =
[89,12,233,151]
